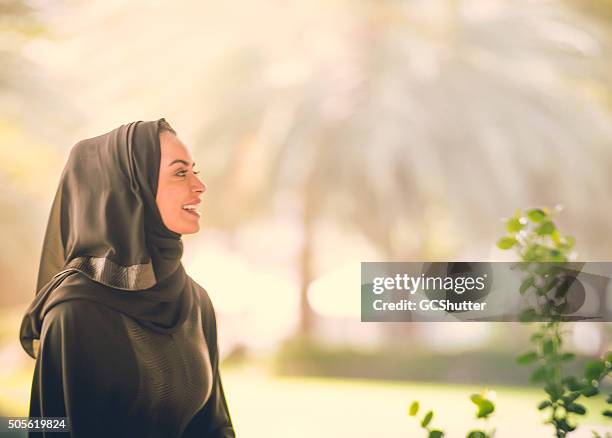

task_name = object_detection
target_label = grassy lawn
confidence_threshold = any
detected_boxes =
[1,362,611,437]
[222,368,611,438]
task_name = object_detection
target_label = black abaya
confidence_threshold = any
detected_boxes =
[19,119,235,437]
[29,272,234,438]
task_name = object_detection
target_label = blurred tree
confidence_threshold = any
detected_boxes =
[0,1,75,305]
[5,0,612,331]
[0,0,47,305]
[188,0,612,336]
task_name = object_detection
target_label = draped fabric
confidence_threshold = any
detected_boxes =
[20,119,194,358]
[18,119,235,437]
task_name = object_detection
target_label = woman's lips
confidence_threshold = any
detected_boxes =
[182,199,202,218]
[182,208,201,218]
[181,204,200,217]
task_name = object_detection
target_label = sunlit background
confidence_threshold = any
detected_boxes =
[1,0,612,436]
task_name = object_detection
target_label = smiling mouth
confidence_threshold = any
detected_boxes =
[181,204,201,217]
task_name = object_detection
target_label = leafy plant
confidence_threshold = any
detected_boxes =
[498,206,611,437]
[408,401,444,438]
[466,390,497,438]
[497,207,578,322]
[408,390,496,437]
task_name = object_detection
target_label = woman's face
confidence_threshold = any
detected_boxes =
[156,131,207,235]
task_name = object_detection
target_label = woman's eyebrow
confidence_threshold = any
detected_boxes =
[168,159,195,167]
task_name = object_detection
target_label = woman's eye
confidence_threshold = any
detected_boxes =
[175,169,200,177]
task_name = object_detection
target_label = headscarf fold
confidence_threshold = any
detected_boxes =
[20,119,194,358]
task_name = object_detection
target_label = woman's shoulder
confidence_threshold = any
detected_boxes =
[44,298,114,322]
[42,300,122,343]
[43,272,122,327]
[38,276,137,375]
[189,277,213,306]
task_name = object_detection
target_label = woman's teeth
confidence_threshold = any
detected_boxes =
[182,205,201,216]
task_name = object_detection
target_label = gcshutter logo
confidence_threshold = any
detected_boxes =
[361,262,610,322]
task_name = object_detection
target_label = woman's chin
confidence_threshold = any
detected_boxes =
[180,221,200,235]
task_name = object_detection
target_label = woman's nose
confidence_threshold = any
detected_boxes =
[192,176,207,194]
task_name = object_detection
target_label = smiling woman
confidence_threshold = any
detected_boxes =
[19,119,234,438]
[156,124,207,234]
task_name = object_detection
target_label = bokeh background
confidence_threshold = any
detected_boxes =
[1,0,612,436]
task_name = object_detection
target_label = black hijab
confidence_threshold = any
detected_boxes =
[20,118,194,358]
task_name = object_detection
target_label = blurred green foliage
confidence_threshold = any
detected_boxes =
[498,207,611,436]
[408,390,497,438]
[274,337,611,388]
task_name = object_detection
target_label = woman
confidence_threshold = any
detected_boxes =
[19,119,235,437]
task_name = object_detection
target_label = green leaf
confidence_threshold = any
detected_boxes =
[409,401,419,416]
[517,351,538,364]
[542,340,555,356]
[562,377,582,392]
[547,249,565,262]
[520,309,540,322]
[519,276,535,295]
[555,418,576,432]
[560,353,575,362]
[506,218,524,233]
[603,410,612,418]
[582,386,599,397]
[471,394,496,419]
[429,431,444,438]
[606,394,612,404]
[538,400,552,410]
[470,394,484,405]
[467,432,486,438]
[527,208,547,222]
[421,411,433,428]
[562,392,581,405]
[497,237,518,250]
[536,221,555,235]
[545,384,564,402]
[476,400,495,419]
[530,366,547,383]
[566,403,586,415]
[585,360,606,381]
